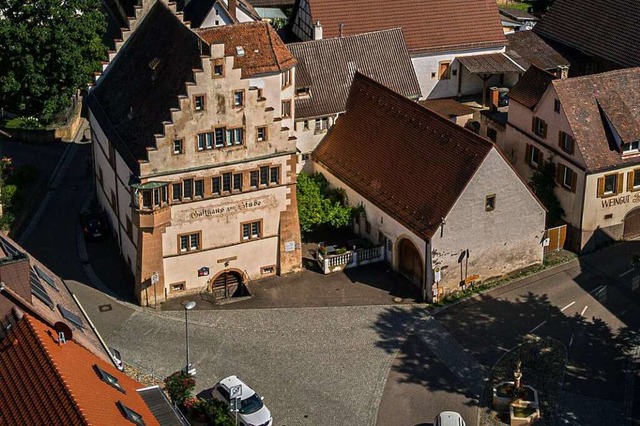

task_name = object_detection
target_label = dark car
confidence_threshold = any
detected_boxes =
[79,210,107,240]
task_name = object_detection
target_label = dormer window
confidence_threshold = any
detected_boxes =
[622,140,640,154]
[296,87,310,97]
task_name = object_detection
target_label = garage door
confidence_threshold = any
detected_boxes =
[624,208,640,239]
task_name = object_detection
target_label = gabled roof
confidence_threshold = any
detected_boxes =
[0,314,164,425]
[86,1,204,174]
[553,68,640,171]
[313,73,493,239]
[506,30,570,71]
[508,65,556,110]
[197,21,297,78]
[299,0,506,54]
[288,29,421,119]
[534,0,640,68]
[0,234,110,364]
[183,0,260,28]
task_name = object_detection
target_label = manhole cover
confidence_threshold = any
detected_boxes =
[98,304,113,312]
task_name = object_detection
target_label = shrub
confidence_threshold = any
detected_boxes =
[5,116,42,129]
[163,371,196,405]
[1,184,18,208]
[0,212,15,231]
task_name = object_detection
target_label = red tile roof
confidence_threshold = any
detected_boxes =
[0,314,160,426]
[197,22,297,78]
[508,65,556,110]
[313,73,493,239]
[302,0,506,54]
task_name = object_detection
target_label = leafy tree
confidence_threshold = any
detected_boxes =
[529,159,565,226]
[523,0,555,13]
[0,0,107,123]
[297,172,354,234]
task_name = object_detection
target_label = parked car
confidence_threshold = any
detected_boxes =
[79,210,107,240]
[212,375,272,426]
[109,347,124,371]
[434,411,466,426]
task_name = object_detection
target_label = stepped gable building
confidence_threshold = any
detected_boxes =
[313,73,546,299]
[288,28,421,172]
[289,0,519,101]
[0,312,184,425]
[86,2,302,306]
[534,0,640,75]
[503,66,640,252]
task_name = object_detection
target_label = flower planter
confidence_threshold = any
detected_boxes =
[509,400,540,426]
[492,381,539,412]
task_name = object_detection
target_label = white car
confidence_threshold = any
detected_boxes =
[212,375,272,426]
[435,411,466,426]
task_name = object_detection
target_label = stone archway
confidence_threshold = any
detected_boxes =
[209,269,245,300]
[624,207,640,240]
[398,238,423,288]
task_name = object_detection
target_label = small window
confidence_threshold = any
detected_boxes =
[170,282,185,292]
[233,173,243,191]
[250,171,259,188]
[117,401,145,426]
[259,166,269,186]
[281,100,292,118]
[212,177,221,195]
[214,64,224,76]
[183,179,193,199]
[438,61,451,80]
[222,172,232,192]
[315,117,328,132]
[554,99,561,113]
[622,140,640,154]
[301,153,310,161]
[257,127,267,142]
[194,95,205,111]
[604,174,617,194]
[485,194,496,211]
[532,116,547,138]
[173,139,184,155]
[633,170,640,189]
[194,179,204,197]
[303,120,309,131]
[282,69,292,88]
[242,221,261,240]
[172,183,182,201]
[562,167,573,189]
[179,232,201,253]
[215,128,225,148]
[261,266,275,275]
[559,131,574,154]
[226,128,243,146]
[528,145,542,168]
[233,90,244,107]
[95,365,124,392]
[270,167,279,185]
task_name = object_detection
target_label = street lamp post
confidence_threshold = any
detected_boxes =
[183,301,196,376]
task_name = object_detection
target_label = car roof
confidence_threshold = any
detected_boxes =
[218,375,256,399]
[437,411,465,426]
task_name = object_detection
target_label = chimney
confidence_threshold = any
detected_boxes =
[489,87,500,111]
[313,21,323,40]
[228,0,237,20]
[556,65,569,80]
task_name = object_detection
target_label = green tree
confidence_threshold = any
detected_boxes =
[297,172,354,234]
[0,0,106,123]
[524,0,555,13]
[529,159,565,226]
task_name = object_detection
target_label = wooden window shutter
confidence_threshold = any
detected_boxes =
[525,144,532,166]
[558,131,563,148]
[556,163,564,185]
[542,121,548,139]
[532,116,536,132]
[537,148,543,166]
[570,169,577,193]
[597,177,605,198]
[617,172,624,194]
[628,170,635,192]
[569,136,575,154]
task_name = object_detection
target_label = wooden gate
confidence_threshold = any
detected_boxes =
[209,270,243,300]
[544,225,567,253]
[624,208,640,240]
[398,239,423,287]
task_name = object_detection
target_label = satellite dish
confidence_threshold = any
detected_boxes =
[53,322,73,342]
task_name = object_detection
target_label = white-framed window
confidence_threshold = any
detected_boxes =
[622,140,640,154]
[282,69,292,88]
[194,95,205,111]
[173,139,183,154]
[242,221,261,240]
[527,145,542,168]
[179,232,200,252]
[257,127,267,142]
[233,90,244,107]
[604,174,617,194]
[315,117,329,132]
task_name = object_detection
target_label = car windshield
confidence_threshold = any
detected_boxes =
[239,394,263,415]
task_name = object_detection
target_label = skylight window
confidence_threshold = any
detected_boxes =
[95,365,125,392]
[35,265,58,291]
[57,304,84,330]
[31,269,54,310]
[118,401,145,425]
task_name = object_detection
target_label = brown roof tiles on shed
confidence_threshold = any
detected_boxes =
[553,68,640,171]
[197,21,297,79]
[505,30,569,71]
[313,73,493,239]
[534,0,640,68]
[457,52,524,74]
[508,65,556,110]
[302,0,506,54]
[289,29,421,119]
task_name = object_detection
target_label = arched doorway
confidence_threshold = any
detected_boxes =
[398,238,423,287]
[209,270,244,300]
[624,208,640,240]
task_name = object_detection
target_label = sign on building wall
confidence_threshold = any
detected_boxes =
[198,267,210,277]
[176,194,279,224]
[284,241,296,252]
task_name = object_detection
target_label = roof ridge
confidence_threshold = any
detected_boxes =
[23,315,90,425]
[554,66,640,87]
[289,27,403,47]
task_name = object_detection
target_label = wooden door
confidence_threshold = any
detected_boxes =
[399,239,423,287]
[624,209,640,240]
[210,271,242,299]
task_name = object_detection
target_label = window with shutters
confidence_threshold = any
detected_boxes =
[532,117,547,138]
[558,131,575,154]
[597,173,622,197]
[526,144,543,169]
[556,163,577,192]
[630,169,640,191]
